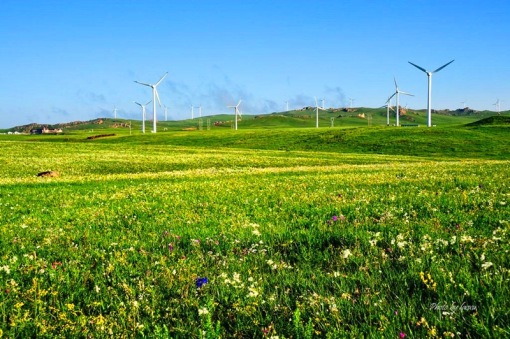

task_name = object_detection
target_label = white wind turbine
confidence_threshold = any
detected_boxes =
[134,100,152,134]
[408,60,454,127]
[494,99,502,114]
[191,105,195,119]
[314,97,324,128]
[285,101,289,111]
[384,93,396,126]
[392,78,413,127]
[134,72,168,133]
[113,106,118,119]
[227,100,242,130]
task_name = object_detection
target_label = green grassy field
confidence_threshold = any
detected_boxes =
[0,115,509,337]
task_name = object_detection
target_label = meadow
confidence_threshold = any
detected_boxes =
[0,117,509,338]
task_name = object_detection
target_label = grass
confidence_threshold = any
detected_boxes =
[0,116,509,337]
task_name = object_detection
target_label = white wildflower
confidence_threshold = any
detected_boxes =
[481,262,493,270]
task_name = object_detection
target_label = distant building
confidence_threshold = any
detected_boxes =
[30,127,63,134]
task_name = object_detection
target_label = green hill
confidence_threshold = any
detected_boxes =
[4,107,507,134]
[465,115,510,126]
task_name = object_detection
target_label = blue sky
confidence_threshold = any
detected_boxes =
[1,0,509,128]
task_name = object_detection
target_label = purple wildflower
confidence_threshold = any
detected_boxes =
[332,215,338,222]
[196,277,208,289]
[400,332,406,338]
[168,243,174,252]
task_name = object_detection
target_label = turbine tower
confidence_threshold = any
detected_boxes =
[113,106,118,119]
[393,78,413,127]
[227,100,242,130]
[199,104,202,117]
[285,101,289,111]
[134,100,152,134]
[408,60,454,127]
[134,72,168,133]
[191,105,194,120]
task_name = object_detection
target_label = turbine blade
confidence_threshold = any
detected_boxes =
[236,100,242,108]
[134,80,151,87]
[155,89,162,107]
[145,100,152,106]
[314,97,318,107]
[400,91,414,96]
[155,72,168,87]
[408,61,427,73]
[386,93,396,103]
[134,101,142,107]
[394,77,398,89]
[433,59,455,73]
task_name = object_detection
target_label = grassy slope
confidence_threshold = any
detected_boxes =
[22,120,506,160]
[3,123,509,161]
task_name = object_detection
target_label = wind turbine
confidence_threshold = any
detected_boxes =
[349,98,355,109]
[321,98,325,109]
[494,99,501,114]
[134,72,168,133]
[393,78,413,127]
[199,104,202,118]
[134,100,152,134]
[384,93,396,126]
[113,106,118,119]
[408,60,454,127]
[191,105,195,119]
[227,100,242,130]
[164,105,168,121]
[314,97,324,128]
[285,101,289,111]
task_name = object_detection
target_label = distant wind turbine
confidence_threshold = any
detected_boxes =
[191,105,195,120]
[314,97,324,128]
[408,60,454,127]
[134,100,152,134]
[393,78,413,127]
[384,93,396,126]
[113,106,118,119]
[134,72,168,133]
[199,104,202,118]
[227,100,242,130]
[494,99,502,114]
[164,105,168,121]
[349,98,355,109]
[285,101,289,111]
